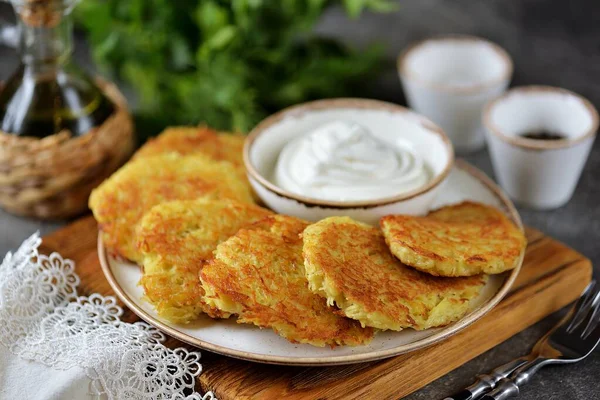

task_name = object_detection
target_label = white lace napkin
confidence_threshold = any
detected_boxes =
[0,233,216,400]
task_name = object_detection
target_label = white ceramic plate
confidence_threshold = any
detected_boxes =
[98,160,524,366]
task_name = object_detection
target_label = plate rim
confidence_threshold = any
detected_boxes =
[98,159,525,366]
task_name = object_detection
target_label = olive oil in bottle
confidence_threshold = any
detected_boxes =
[0,0,115,139]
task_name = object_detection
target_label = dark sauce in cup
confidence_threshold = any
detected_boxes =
[520,131,566,140]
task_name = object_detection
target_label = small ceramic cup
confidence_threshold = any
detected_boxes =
[484,86,598,209]
[244,98,454,225]
[398,35,513,153]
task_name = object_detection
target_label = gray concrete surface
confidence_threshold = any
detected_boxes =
[1,1,599,398]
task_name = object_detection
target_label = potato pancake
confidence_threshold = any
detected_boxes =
[381,201,526,277]
[136,198,272,323]
[133,126,253,199]
[303,216,487,331]
[89,153,254,262]
[200,215,374,347]
[134,126,245,169]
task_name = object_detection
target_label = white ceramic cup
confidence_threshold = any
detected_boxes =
[398,35,513,153]
[484,86,598,209]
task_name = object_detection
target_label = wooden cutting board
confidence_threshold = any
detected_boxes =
[40,216,592,400]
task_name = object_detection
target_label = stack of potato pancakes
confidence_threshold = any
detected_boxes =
[90,127,527,347]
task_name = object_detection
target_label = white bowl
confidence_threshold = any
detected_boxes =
[243,98,454,224]
[398,35,513,153]
[484,86,598,209]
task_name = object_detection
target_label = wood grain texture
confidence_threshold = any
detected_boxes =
[40,217,592,400]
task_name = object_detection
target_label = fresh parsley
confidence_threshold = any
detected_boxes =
[76,0,397,138]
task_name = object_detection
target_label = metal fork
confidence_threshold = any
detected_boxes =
[445,280,600,400]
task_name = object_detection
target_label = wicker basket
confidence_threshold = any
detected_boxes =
[0,79,135,219]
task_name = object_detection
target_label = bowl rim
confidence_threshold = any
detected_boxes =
[243,98,455,208]
[483,85,599,150]
[397,34,514,94]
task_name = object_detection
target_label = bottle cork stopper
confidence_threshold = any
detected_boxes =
[13,0,70,28]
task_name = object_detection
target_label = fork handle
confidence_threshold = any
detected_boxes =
[443,358,528,400]
[481,358,547,400]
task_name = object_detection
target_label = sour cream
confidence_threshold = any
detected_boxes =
[274,121,430,201]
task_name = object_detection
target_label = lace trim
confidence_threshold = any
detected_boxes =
[0,233,216,400]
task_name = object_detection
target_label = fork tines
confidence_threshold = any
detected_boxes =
[566,281,600,337]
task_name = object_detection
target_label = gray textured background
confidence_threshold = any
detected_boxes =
[1,1,599,399]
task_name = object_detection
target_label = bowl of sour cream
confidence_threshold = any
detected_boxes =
[244,98,454,224]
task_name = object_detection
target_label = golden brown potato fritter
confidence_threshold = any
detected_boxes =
[381,201,526,277]
[303,216,487,331]
[200,215,374,347]
[134,126,245,169]
[133,126,253,199]
[89,153,254,262]
[136,198,272,323]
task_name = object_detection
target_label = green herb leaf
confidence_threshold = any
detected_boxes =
[76,0,396,135]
